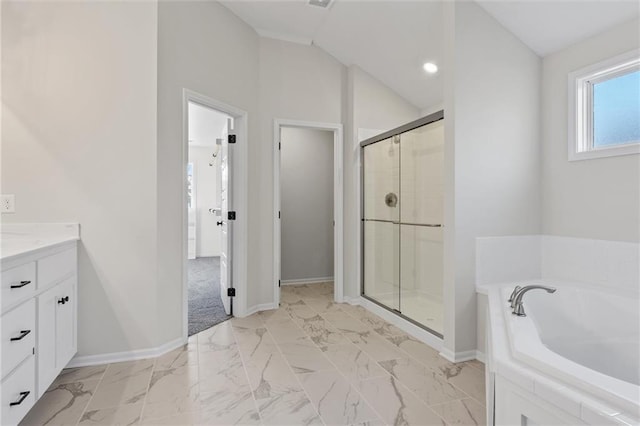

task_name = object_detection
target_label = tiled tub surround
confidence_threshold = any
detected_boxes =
[477,235,640,425]
[21,283,486,425]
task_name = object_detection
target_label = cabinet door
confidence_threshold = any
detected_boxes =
[37,286,57,397]
[55,277,76,370]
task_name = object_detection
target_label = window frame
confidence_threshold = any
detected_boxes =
[568,49,640,161]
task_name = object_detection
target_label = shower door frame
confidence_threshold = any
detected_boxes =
[360,110,444,338]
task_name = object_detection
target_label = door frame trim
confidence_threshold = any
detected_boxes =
[182,89,249,341]
[273,119,344,306]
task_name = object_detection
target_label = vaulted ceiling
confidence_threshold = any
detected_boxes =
[221,0,639,110]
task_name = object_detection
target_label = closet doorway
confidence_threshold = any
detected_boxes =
[273,120,344,305]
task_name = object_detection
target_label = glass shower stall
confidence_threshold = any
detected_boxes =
[361,111,444,337]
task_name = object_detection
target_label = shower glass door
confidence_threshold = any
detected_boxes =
[361,113,444,338]
[363,136,400,311]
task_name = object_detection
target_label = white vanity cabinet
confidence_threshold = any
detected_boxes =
[1,240,78,426]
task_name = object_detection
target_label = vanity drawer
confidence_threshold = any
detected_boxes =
[1,355,35,426]
[37,247,77,289]
[1,262,36,310]
[1,299,36,379]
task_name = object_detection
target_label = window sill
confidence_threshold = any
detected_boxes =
[568,142,640,161]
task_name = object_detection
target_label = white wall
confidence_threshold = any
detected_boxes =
[344,66,422,300]
[188,146,221,257]
[280,127,334,282]
[443,1,542,357]
[258,38,346,302]
[1,1,160,355]
[542,19,640,243]
[157,0,260,337]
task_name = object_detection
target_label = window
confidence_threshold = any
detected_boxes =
[568,50,640,161]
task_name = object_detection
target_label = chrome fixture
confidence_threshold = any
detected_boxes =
[385,192,398,208]
[510,285,556,317]
[508,285,521,305]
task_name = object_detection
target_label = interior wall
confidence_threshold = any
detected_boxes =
[280,127,334,282]
[157,1,260,338]
[188,146,221,257]
[1,1,160,355]
[542,18,640,242]
[344,65,422,300]
[258,37,346,302]
[444,1,542,356]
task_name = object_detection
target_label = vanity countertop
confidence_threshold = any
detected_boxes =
[1,223,80,263]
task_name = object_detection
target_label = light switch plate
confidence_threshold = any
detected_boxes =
[1,194,15,213]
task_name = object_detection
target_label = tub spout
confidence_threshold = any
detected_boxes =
[512,285,556,317]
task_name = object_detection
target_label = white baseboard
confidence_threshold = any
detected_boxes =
[68,337,185,368]
[342,296,362,305]
[439,348,478,363]
[281,276,334,285]
[245,302,278,316]
[475,350,486,363]
[357,297,444,353]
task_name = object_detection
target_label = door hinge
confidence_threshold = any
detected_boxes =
[227,288,236,297]
[278,211,281,219]
[278,279,281,288]
[228,134,236,144]
[228,211,236,220]
[278,142,281,150]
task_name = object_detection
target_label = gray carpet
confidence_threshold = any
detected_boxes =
[188,257,231,336]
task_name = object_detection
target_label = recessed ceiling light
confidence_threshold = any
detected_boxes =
[423,62,438,74]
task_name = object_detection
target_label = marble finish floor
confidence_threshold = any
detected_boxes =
[21,282,486,425]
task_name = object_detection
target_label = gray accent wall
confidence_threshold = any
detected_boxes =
[281,127,334,282]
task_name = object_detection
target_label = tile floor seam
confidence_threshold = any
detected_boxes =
[294,293,441,425]
[135,357,157,425]
[299,324,388,425]
[376,354,486,412]
[74,363,110,426]
[229,319,265,425]
[261,312,326,425]
[356,372,449,426]
[369,357,463,425]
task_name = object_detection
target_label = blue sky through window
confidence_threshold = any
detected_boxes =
[593,70,640,147]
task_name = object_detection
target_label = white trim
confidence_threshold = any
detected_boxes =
[67,337,185,368]
[280,276,334,285]
[568,49,640,161]
[439,348,478,363]
[358,297,444,354]
[182,90,249,342]
[342,296,362,306]
[273,119,344,308]
[476,350,486,364]
[245,302,279,317]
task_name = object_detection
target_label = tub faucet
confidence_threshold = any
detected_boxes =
[511,285,556,317]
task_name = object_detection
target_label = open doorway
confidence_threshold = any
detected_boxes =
[186,101,232,335]
[274,120,344,306]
